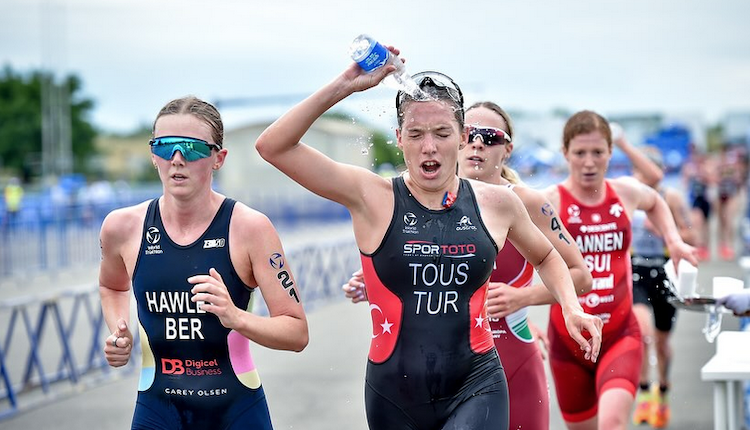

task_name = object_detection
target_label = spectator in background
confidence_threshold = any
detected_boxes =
[715,143,744,260]
[80,177,116,224]
[681,145,713,261]
[3,176,23,229]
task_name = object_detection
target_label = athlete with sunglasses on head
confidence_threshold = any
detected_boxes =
[256,45,602,430]
[99,96,308,429]
[342,100,594,429]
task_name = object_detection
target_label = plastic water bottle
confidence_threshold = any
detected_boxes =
[349,34,422,97]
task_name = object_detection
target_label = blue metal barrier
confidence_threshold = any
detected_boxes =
[0,235,358,420]
[0,284,137,420]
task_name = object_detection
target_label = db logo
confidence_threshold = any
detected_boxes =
[161,358,185,375]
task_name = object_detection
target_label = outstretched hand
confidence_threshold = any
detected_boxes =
[104,318,133,368]
[563,309,603,363]
[716,290,750,316]
[668,241,698,272]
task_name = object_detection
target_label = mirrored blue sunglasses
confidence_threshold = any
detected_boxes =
[149,136,221,162]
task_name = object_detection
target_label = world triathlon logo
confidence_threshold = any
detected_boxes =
[402,212,419,235]
[146,227,161,245]
[403,212,418,226]
[145,226,163,255]
[269,252,284,270]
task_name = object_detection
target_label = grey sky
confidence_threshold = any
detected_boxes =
[1,0,749,133]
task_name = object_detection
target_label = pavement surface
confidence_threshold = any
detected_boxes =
[1,222,747,429]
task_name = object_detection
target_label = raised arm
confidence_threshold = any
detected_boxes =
[614,130,663,186]
[255,59,396,209]
[618,177,698,268]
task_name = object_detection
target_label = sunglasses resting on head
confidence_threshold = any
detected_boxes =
[467,126,512,146]
[149,136,221,161]
[396,71,464,115]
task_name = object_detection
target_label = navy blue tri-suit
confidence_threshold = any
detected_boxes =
[360,177,509,430]
[130,198,273,430]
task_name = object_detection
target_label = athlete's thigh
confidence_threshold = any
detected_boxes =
[651,278,677,332]
[631,267,651,307]
[442,381,509,430]
[226,394,273,430]
[506,350,548,429]
[364,383,420,430]
[131,395,179,430]
[595,326,642,396]
[549,356,597,421]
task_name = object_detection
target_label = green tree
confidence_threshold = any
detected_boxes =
[706,123,724,152]
[370,129,402,171]
[0,65,97,180]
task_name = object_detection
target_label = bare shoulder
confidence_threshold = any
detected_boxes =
[470,179,518,205]
[229,202,278,239]
[610,176,645,199]
[512,186,563,221]
[470,179,525,218]
[100,200,150,240]
[512,185,549,208]
[539,184,561,207]
[611,175,641,188]
[359,173,395,212]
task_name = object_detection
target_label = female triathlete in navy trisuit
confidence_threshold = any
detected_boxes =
[99,97,308,429]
